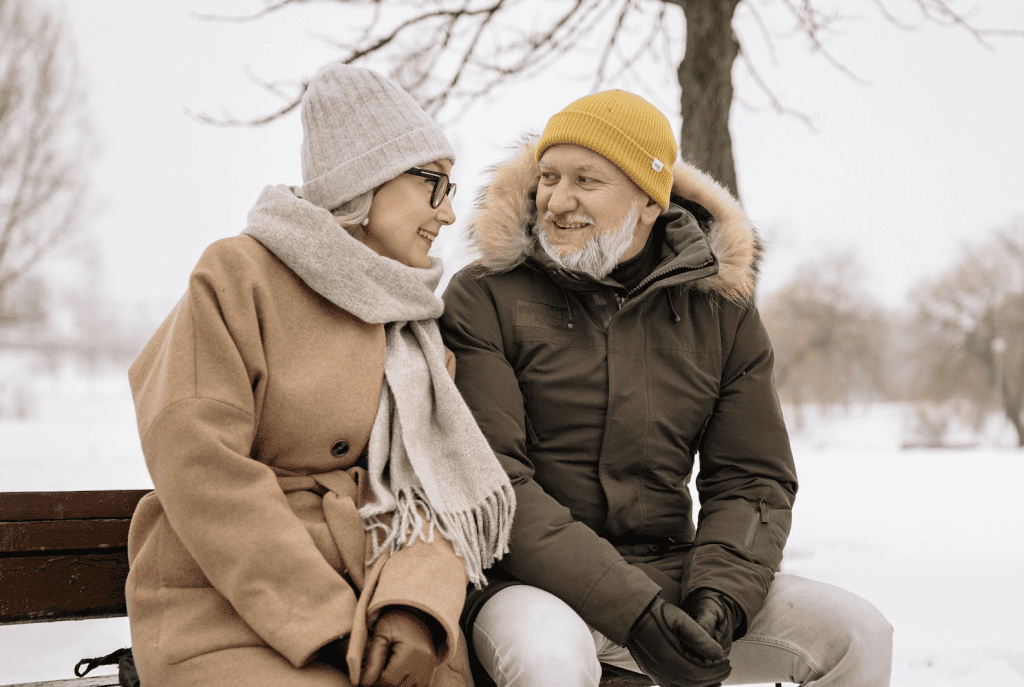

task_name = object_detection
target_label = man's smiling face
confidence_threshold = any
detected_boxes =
[535,144,647,258]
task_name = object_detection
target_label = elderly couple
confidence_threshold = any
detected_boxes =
[125,63,892,687]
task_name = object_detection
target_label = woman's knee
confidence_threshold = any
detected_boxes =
[473,585,601,687]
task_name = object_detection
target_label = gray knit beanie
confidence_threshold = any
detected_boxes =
[300,63,456,211]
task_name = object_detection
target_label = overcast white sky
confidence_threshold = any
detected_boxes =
[57,0,1024,314]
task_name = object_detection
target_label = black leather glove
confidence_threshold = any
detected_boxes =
[624,596,731,687]
[315,636,349,671]
[684,588,745,656]
[361,606,442,687]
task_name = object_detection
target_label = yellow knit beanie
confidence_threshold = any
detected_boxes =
[537,89,677,210]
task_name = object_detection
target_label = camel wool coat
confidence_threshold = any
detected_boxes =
[126,234,472,687]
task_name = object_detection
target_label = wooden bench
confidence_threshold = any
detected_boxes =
[1,490,149,687]
[1,490,656,687]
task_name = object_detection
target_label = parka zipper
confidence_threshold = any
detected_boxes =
[619,257,717,308]
[553,256,715,310]
[744,499,769,549]
[613,261,712,310]
[627,258,714,298]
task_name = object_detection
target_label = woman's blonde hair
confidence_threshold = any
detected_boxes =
[331,190,374,235]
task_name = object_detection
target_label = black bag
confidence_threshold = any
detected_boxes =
[75,647,140,687]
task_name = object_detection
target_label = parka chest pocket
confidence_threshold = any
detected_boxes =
[513,299,579,343]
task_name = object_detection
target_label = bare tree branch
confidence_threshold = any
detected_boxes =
[594,0,633,88]
[190,0,311,23]
[0,0,97,321]
[189,0,1023,201]
[741,0,781,65]
[733,45,816,129]
[185,65,307,127]
[870,0,1024,44]
[422,2,509,113]
[593,3,673,91]
[775,0,867,83]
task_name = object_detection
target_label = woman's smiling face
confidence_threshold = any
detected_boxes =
[361,159,456,268]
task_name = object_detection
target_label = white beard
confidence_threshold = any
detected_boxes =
[536,203,640,280]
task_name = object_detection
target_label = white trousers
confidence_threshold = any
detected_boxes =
[472,574,892,686]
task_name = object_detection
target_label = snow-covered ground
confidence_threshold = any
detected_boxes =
[1,364,1022,685]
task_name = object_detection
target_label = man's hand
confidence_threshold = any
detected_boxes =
[361,607,441,687]
[684,588,745,655]
[624,597,732,687]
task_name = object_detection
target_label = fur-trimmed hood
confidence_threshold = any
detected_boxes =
[464,136,761,303]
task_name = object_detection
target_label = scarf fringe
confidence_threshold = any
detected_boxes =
[362,484,516,589]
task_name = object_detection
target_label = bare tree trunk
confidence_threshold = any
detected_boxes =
[676,0,742,199]
[1005,400,1024,448]
[1002,355,1024,447]
[1010,419,1024,448]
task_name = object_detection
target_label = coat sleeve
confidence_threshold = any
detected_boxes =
[129,242,358,668]
[440,269,662,644]
[368,533,468,665]
[685,301,798,629]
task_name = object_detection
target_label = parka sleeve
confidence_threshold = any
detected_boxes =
[129,241,357,667]
[686,301,798,628]
[440,269,663,645]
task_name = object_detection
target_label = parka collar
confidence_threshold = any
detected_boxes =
[465,136,762,304]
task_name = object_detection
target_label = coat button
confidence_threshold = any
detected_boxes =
[331,440,349,457]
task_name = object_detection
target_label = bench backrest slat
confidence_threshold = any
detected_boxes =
[1,519,130,554]
[0,491,150,521]
[0,490,150,625]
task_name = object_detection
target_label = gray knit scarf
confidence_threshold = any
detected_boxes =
[243,184,514,587]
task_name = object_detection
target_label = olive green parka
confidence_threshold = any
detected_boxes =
[440,139,797,646]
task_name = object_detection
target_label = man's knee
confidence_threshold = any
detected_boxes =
[835,587,893,662]
[473,586,602,687]
[812,581,893,683]
[795,575,892,654]
[763,574,892,670]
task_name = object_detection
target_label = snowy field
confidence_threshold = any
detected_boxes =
[1,363,1023,685]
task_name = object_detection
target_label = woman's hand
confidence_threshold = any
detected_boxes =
[361,607,441,687]
[315,636,349,671]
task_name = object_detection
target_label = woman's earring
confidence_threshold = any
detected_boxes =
[361,218,369,227]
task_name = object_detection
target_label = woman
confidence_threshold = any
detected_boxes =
[125,63,514,687]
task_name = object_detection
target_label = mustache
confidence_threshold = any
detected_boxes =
[542,210,595,226]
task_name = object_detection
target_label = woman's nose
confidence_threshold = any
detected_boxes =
[436,194,456,225]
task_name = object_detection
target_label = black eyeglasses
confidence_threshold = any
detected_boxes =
[405,167,456,208]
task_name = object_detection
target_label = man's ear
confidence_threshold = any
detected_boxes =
[640,195,662,227]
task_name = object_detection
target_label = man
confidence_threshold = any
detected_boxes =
[440,90,892,687]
